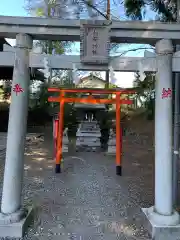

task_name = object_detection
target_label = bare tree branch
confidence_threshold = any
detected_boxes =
[81,0,108,19]
[113,47,155,57]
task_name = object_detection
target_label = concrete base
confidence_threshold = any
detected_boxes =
[142,206,180,240]
[0,206,35,238]
[105,147,116,155]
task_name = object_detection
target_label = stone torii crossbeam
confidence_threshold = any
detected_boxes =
[0,16,179,239]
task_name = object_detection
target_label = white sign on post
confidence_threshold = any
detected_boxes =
[80,21,110,65]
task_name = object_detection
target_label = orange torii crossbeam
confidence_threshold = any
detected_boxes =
[48,88,135,175]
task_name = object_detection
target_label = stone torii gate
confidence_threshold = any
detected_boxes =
[0,16,180,238]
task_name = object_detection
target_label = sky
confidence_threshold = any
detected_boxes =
[0,0,155,88]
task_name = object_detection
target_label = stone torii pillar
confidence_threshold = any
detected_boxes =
[0,34,34,238]
[143,39,180,239]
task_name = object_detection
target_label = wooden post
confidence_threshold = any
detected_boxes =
[116,93,121,175]
[55,92,65,173]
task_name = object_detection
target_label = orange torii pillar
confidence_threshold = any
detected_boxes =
[115,93,132,175]
[116,92,122,175]
[48,88,133,175]
[55,91,65,173]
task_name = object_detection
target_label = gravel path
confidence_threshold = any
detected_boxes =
[0,130,155,240]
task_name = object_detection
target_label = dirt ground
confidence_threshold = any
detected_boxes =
[0,118,156,239]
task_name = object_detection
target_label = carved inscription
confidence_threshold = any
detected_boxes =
[80,23,110,65]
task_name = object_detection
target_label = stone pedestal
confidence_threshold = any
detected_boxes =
[76,121,101,148]
[106,135,116,155]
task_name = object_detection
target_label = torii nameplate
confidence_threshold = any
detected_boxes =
[80,20,110,65]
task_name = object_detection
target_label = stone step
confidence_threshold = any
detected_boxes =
[78,130,100,132]
[76,138,100,142]
[77,133,101,137]
[76,142,101,147]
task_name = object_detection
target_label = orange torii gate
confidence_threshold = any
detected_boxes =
[48,88,135,175]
